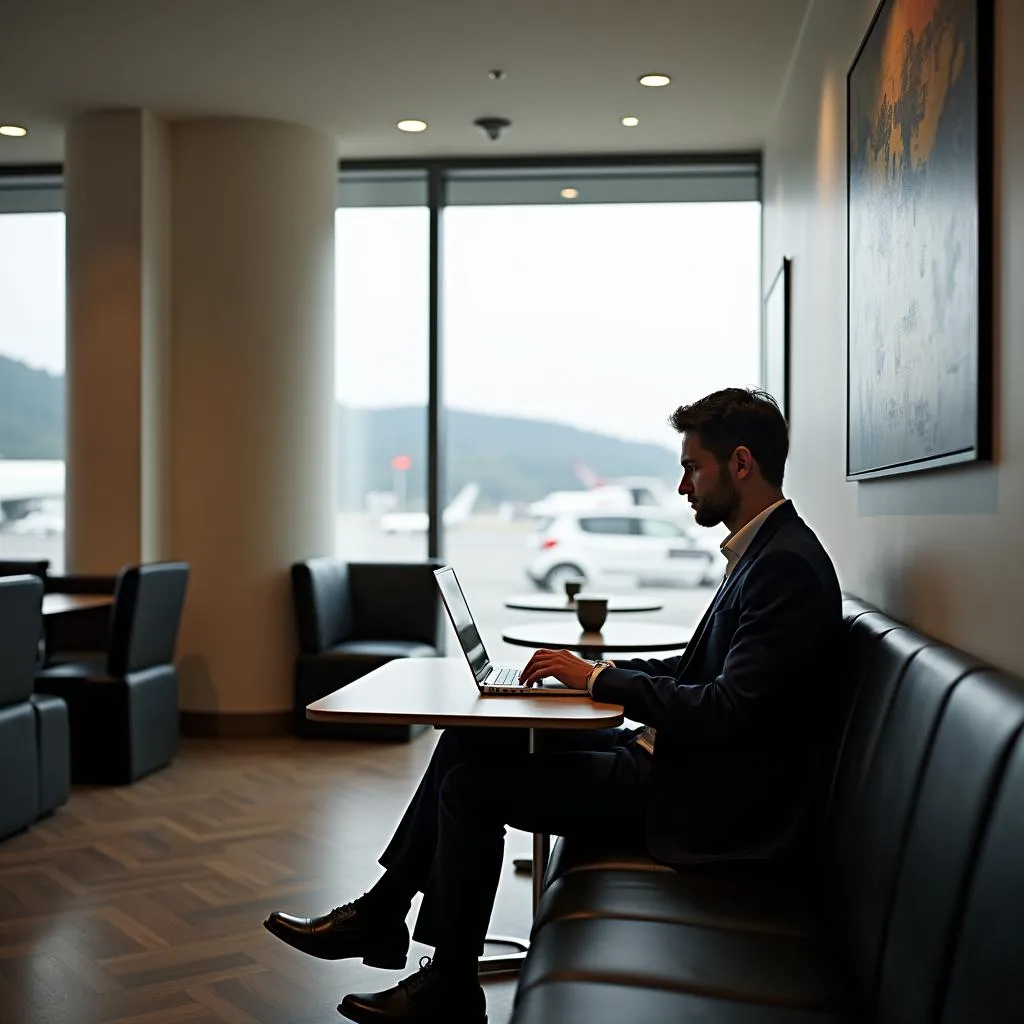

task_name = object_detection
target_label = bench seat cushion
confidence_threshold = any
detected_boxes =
[534,866,817,938]
[518,918,847,1012]
[511,980,845,1024]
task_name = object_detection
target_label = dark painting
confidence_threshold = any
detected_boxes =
[847,0,991,479]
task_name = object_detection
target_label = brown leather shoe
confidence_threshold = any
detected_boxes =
[338,957,486,1023]
[263,898,409,968]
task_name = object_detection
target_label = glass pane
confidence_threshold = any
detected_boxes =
[442,201,759,652]
[334,205,429,562]
[0,212,66,573]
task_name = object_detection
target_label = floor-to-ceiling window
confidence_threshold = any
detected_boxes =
[442,171,760,652]
[334,161,761,651]
[334,173,429,562]
[0,187,66,572]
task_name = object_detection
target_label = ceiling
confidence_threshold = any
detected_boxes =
[0,0,810,166]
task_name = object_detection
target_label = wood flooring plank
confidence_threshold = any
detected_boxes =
[0,734,532,1023]
[186,984,264,1024]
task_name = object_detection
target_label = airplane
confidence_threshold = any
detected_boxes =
[0,459,64,527]
[379,482,480,534]
[526,475,678,518]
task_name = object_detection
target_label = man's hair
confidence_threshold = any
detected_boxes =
[668,388,788,487]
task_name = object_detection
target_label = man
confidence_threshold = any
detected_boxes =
[265,388,842,1023]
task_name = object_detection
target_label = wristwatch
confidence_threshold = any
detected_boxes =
[586,660,615,694]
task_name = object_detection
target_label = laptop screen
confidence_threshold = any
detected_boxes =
[434,566,490,682]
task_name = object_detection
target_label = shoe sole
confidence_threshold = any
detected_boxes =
[262,919,408,969]
[338,1004,486,1024]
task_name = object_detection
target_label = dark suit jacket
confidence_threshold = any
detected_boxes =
[591,501,842,866]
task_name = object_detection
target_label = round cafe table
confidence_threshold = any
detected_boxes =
[504,594,664,614]
[502,620,689,660]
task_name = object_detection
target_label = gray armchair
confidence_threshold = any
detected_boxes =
[291,558,443,741]
[0,575,69,841]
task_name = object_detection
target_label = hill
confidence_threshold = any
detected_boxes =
[337,405,678,508]
[0,355,65,459]
[0,356,678,506]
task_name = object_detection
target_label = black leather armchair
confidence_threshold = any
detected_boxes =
[35,561,189,785]
[291,558,443,741]
[0,575,69,842]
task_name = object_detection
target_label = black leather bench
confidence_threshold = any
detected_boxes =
[510,597,1024,1023]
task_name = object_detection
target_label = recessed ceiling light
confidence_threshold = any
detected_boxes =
[396,119,428,133]
[621,116,640,127]
[560,187,579,200]
[638,74,671,87]
[0,125,28,137]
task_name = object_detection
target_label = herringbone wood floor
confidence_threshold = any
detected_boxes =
[0,734,530,1024]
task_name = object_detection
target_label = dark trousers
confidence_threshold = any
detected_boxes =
[378,725,651,957]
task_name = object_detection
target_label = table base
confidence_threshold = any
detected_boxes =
[478,729,549,975]
[478,934,530,974]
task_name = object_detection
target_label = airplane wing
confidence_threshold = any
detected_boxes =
[0,460,64,524]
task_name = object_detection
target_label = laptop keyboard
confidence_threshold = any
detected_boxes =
[489,667,521,687]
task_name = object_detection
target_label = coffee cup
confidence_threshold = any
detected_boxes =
[564,578,584,602]
[576,597,608,633]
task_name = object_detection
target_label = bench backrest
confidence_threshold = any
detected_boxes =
[829,599,1024,1023]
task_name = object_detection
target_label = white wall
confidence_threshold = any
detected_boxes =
[764,0,1024,674]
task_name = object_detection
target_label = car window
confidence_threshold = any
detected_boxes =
[630,488,659,506]
[531,517,555,533]
[638,518,686,538]
[578,517,636,536]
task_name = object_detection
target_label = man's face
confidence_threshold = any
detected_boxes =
[677,433,741,528]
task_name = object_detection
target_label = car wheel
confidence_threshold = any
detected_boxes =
[542,564,587,593]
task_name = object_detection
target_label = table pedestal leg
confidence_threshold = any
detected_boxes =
[478,727,548,975]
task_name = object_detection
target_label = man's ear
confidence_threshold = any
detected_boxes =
[733,445,754,480]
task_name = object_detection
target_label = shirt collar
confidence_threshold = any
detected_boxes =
[720,498,789,577]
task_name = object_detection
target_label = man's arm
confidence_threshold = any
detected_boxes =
[591,551,830,738]
[604,655,684,677]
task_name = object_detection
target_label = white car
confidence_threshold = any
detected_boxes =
[526,509,724,591]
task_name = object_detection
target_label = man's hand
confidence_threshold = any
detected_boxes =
[519,649,594,690]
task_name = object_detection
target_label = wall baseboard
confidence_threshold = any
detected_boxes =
[180,710,292,738]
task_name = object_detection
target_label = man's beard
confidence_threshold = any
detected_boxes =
[691,474,741,528]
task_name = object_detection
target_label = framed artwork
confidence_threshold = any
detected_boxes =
[763,257,791,420]
[846,0,993,480]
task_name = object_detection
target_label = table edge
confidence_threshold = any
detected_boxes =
[306,705,624,728]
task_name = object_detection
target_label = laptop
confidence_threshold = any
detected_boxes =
[434,565,585,697]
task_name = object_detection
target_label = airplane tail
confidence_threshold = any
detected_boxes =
[572,462,605,489]
[442,483,480,524]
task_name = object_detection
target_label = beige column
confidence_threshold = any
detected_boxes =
[170,118,337,718]
[64,110,170,571]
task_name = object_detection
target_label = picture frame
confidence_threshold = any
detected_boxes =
[846,0,993,480]
[763,257,791,421]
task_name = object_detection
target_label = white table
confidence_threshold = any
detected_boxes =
[307,658,623,973]
[502,620,690,660]
[504,594,665,613]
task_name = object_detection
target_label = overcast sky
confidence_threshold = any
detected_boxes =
[340,201,761,450]
[1,202,760,453]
